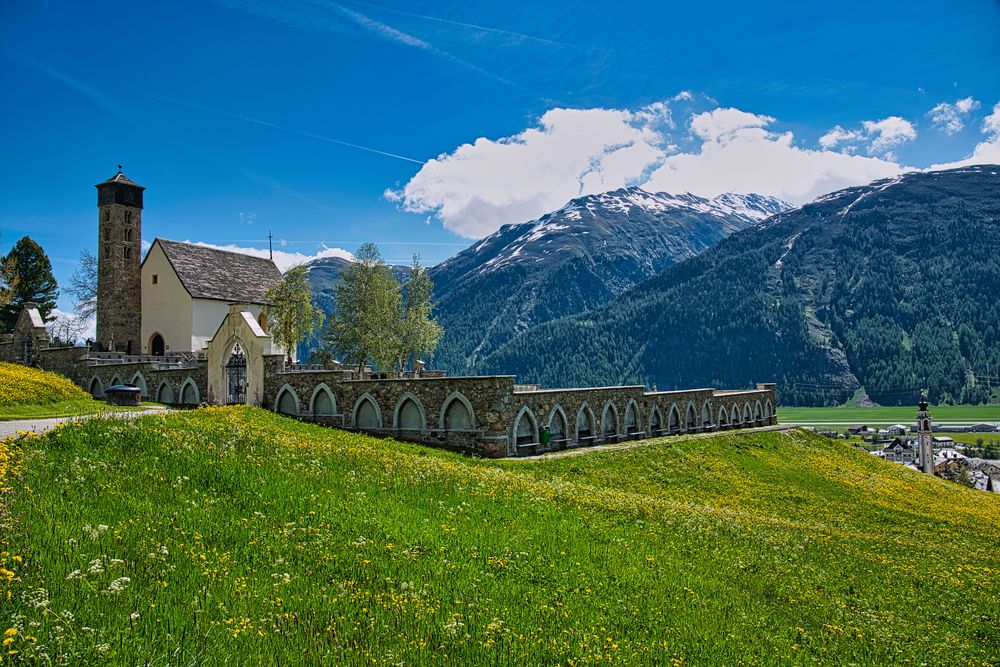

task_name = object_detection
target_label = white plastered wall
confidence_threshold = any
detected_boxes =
[193,299,265,353]
[141,243,193,354]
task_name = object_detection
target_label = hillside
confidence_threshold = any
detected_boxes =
[429,188,787,371]
[480,166,1000,406]
[0,362,88,406]
[2,408,998,664]
[302,188,787,369]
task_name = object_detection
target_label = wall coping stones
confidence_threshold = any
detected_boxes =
[515,385,646,395]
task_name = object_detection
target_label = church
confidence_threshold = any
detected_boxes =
[94,170,284,356]
[0,169,779,458]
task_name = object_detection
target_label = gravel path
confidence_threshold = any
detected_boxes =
[0,406,168,440]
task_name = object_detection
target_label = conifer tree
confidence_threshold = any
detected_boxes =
[0,235,18,313]
[1,236,58,331]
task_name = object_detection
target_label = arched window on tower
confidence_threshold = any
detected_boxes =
[123,246,131,260]
[125,211,131,224]
[104,209,110,222]
[125,228,132,242]
[104,227,110,241]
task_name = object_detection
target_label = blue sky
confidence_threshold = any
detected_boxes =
[1,0,999,315]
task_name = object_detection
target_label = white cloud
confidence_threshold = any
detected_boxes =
[689,108,773,144]
[932,101,1000,169]
[983,101,1000,136]
[386,104,672,237]
[817,116,917,158]
[928,97,981,135]
[643,112,905,204]
[188,242,354,272]
[861,116,917,156]
[389,101,912,237]
[818,125,861,151]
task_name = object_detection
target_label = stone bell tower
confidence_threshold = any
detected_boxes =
[95,168,144,354]
[917,395,934,474]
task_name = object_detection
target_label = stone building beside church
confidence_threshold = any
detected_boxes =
[0,170,779,457]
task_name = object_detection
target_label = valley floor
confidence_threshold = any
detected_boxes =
[1,408,998,665]
[777,404,1000,424]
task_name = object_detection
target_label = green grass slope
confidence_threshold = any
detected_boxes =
[0,362,146,420]
[0,362,89,407]
[2,408,998,665]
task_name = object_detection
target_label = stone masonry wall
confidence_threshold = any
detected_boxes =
[264,368,517,457]
[82,360,208,407]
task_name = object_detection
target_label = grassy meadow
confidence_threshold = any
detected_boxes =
[777,404,1000,424]
[1,407,999,665]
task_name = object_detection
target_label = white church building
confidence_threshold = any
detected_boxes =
[141,239,281,355]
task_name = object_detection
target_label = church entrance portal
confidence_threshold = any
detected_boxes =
[150,333,165,356]
[226,343,247,405]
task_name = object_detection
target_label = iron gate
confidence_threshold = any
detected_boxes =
[226,343,247,404]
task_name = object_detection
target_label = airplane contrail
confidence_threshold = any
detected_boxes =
[343,0,611,52]
[143,91,426,165]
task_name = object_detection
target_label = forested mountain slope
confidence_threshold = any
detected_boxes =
[479,166,1000,406]
[427,188,787,371]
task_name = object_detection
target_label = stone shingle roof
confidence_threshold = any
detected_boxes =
[153,239,282,304]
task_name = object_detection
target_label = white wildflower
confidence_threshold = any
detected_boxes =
[107,577,131,594]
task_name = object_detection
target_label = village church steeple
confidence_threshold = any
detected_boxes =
[917,394,934,474]
[95,168,144,354]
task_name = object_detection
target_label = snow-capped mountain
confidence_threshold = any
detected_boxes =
[476,166,1000,405]
[427,187,790,372]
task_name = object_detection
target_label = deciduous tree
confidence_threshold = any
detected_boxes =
[325,243,401,372]
[396,254,442,372]
[67,249,98,320]
[262,265,324,364]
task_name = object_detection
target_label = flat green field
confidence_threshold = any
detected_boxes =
[777,404,1000,423]
[2,409,998,665]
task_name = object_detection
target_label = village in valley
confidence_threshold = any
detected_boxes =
[1,1,999,665]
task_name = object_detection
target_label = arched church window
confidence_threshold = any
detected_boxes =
[125,228,132,242]
[123,246,131,260]
[104,209,110,222]
[125,211,132,224]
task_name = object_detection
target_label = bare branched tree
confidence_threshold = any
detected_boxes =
[68,249,98,319]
